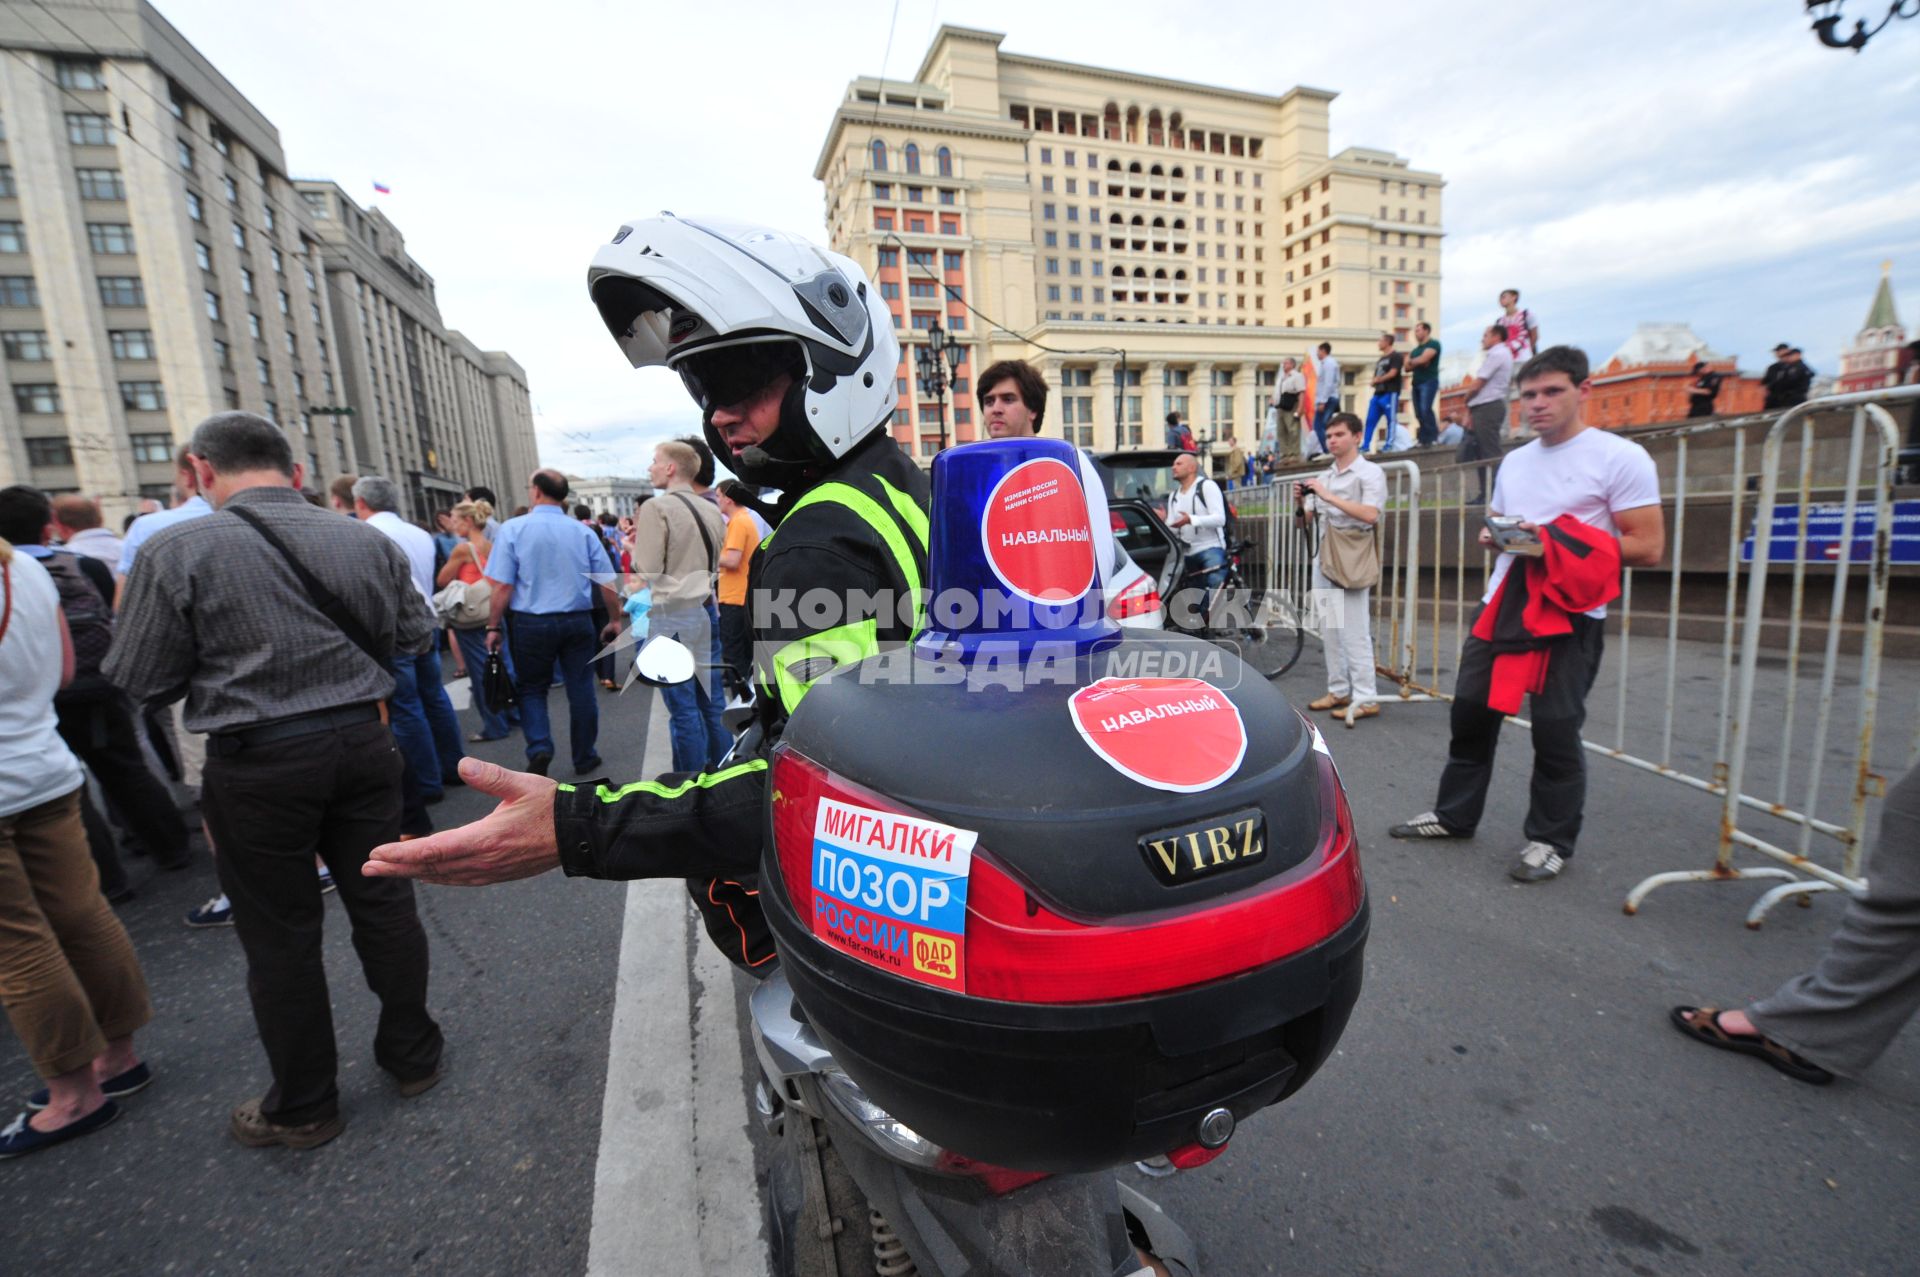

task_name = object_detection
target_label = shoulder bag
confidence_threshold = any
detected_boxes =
[228,505,393,667]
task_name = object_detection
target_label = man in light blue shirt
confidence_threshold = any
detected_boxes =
[355,475,465,802]
[484,470,624,776]
[1313,342,1343,456]
[116,447,213,595]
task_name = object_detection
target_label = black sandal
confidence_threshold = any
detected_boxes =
[1669,1006,1834,1085]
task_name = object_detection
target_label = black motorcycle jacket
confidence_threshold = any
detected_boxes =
[553,431,930,969]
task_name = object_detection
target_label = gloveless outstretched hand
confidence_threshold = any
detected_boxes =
[363,757,561,886]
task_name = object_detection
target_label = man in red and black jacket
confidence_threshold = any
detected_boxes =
[1389,347,1666,883]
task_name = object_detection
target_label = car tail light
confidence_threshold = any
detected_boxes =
[1109,511,1129,532]
[933,1151,1052,1196]
[1107,573,1162,620]
[769,744,1363,1006]
[1167,1141,1227,1171]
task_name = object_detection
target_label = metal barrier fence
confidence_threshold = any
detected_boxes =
[1229,385,1920,928]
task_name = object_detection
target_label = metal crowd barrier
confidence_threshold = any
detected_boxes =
[1237,385,1918,928]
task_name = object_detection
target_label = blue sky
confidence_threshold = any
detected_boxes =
[153,0,1920,475]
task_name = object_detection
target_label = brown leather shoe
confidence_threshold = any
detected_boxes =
[1307,693,1350,712]
[395,1065,443,1099]
[1348,703,1380,719]
[229,1098,343,1150]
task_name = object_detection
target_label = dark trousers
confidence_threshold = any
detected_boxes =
[1466,400,1507,499]
[201,718,442,1125]
[1433,612,1605,855]
[590,593,617,684]
[1312,399,1339,453]
[507,610,599,769]
[56,694,191,868]
[718,601,752,696]
[1412,381,1440,445]
[388,646,465,800]
[76,786,128,899]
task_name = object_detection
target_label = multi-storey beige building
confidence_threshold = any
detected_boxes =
[0,0,536,524]
[816,25,1444,461]
[296,181,539,519]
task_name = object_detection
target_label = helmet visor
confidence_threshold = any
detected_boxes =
[676,338,809,413]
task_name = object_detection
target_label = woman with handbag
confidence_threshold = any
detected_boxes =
[433,500,514,742]
[1296,412,1386,721]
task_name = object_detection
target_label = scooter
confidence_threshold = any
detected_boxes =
[751,969,1199,1277]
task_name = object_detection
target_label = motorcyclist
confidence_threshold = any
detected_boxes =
[364,215,930,973]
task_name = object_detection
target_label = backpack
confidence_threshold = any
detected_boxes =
[41,550,115,698]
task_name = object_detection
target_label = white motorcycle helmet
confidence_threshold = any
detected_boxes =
[587,213,900,486]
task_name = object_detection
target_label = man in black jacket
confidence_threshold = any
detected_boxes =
[1763,343,1814,410]
[366,216,928,973]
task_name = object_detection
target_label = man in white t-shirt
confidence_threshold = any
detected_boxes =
[1390,346,1665,883]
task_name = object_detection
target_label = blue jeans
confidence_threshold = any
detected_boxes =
[1364,392,1400,451]
[508,611,600,768]
[1412,380,1440,446]
[452,625,515,740]
[389,644,466,799]
[652,602,729,772]
[1312,399,1339,453]
[1183,545,1228,591]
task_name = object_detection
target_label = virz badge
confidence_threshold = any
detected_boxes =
[1138,806,1266,886]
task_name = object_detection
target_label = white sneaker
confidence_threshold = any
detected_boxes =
[1509,841,1566,883]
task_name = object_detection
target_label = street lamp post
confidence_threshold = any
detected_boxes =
[914,321,964,454]
[1805,0,1917,51]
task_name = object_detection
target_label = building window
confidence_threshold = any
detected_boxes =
[278,289,290,315]
[14,384,60,413]
[2,329,50,360]
[907,216,927,233]
[270,246,284,273]
[1047,285,1061,301]
[937,146,952,176]
[904,143,920,174]
[25,437,74,467]
[257,356,271,385]
[877,247,899,267]
[873,182,891,199]
[870,139,888,171]
[204,289,221,320]
[304,266,318,291]
[939,188,955,205]
[186,189,203,221]
[874,212,893,231]
[906,185,925,202]
[76,168,125,200]
[240,266,254,295]
[55,59,104,90]
[284,331,295,355]
[1043,203,1056,220]
[120,380,166,411]
[248,313,261,338]
[264,204,276,234]
[109,329,155,359]
[66,112,113,146]
[130,432,173,463]
[911,312,937,330]
[879,281,900,299]
[1044,230,1058,248]
[232,223,247,250]
[223,174,238,204]
[1046,257,1060,274]
[906,249,934,269]
[942,251,963,271]
[97,276,144,307]
[0,221,24,254]
[194,240,215,271]
[0,166,13,197]
[87,222,135,254]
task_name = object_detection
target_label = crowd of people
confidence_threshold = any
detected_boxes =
[0,407,773,1158]
[1,240,1911,1181]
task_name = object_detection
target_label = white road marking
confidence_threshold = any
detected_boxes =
[588,693,768,1276]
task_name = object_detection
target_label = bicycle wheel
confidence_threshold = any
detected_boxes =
[1205,574,1306,680]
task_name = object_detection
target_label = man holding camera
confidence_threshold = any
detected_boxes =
[1297,413,1384,720]
[1389,348,1664,883]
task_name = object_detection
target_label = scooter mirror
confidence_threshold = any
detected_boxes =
[631,635,696,687]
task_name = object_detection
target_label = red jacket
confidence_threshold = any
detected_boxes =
[1471,515,1622,714]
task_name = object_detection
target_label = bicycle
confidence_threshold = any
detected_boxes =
[1165,538,1305,680]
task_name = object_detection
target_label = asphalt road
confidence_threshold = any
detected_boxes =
[5,640,1917,1276]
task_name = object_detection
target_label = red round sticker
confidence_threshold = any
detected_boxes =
[1069,677,1247,793]
[979,458,1096,604]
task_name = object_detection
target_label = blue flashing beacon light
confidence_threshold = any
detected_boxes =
[915,438,1119,661]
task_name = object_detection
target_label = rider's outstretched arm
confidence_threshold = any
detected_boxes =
[552,759,769,882]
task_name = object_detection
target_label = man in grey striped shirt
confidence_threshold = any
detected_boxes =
[105,412,444,1151]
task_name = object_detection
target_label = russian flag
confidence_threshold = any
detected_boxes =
[372,181,391,194]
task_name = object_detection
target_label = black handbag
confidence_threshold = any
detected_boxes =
[483,648,517,714]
